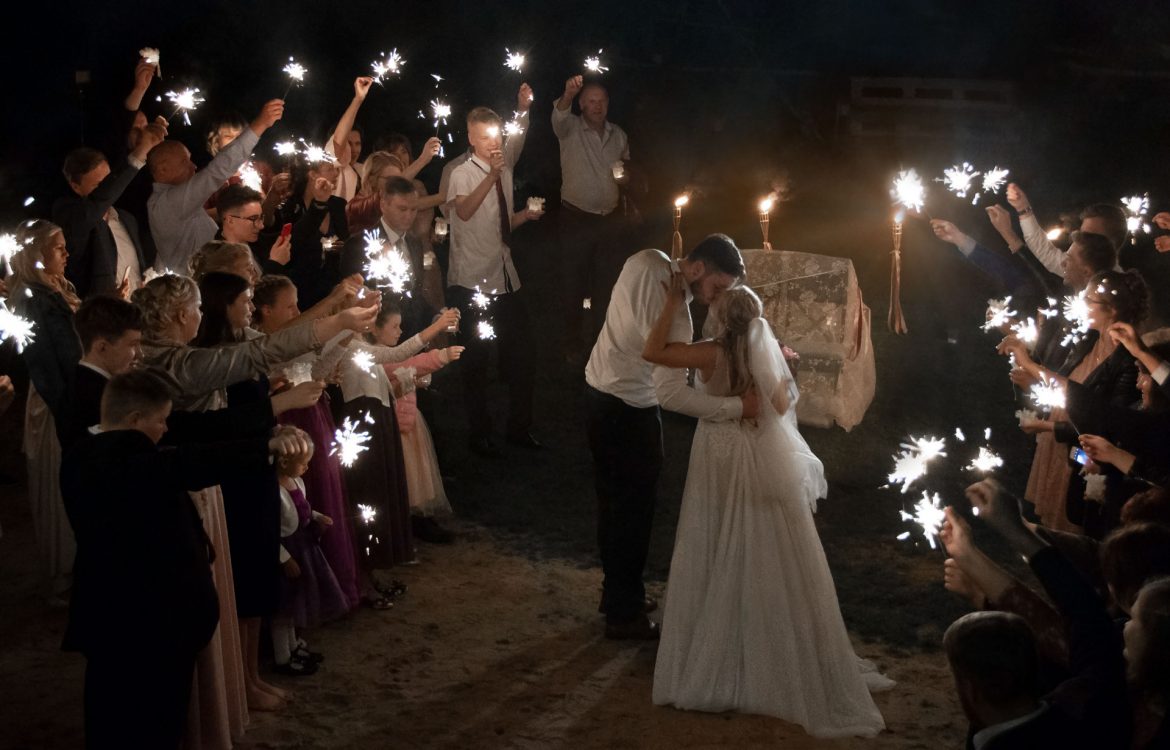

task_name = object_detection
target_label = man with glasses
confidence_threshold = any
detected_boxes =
[215,184,291,276]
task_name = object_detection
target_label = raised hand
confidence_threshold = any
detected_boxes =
[1154,211,1170,230]
[985,204,1014,238]
[1006,182,1031,213]
[354,76,373,101]
[488,149,506,176]
[311,176,334,203]
[930,219,971,247]
[1107,322,1145,356]
[417,136,442,167]
[564,75,584,101]
[517,83,534,112]
[251,99,285,134]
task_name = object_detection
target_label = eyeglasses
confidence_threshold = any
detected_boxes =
[228,214,264,225]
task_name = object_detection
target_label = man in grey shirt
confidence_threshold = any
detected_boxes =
[552,75,631,363]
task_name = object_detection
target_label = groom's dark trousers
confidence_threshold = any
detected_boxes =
[585,384,663,624]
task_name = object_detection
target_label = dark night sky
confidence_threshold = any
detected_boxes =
[6,0,1170,225]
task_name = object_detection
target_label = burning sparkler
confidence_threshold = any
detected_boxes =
[980,167,1010,201]
[282,57,307,97]
[940,163,980,199]
[584,49,609,74]
[362,229,412,293]
[1030,375,1067,413]
[371,49,405,83]
[1011,317,1039,346]
[477,321,497,340]
[358,503,377,524]
[332,414,373,467]
[351,350,376,378]
[0,301,36,352]
[139,47,161,76]
[299,139,337,165]
[430,99,451,134]
[967,446,1004,473]
[503,114,526,137]
[1060,292,1091,347]
[1122,194,1151,244]
[886,435,947,494]
[955,428,966,442]
[899,491,948,550]
[504,49,526,72]
[983,296,1017,332]
[163,88,204,126]
[892,169,926,214]
[0,233,22,264]
[237,162,262,192]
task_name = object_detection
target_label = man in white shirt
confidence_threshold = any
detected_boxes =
[147,99,284,272]
[553,75,632,362]
[446,98,540,457]
[1005,183,1128,277]
[585,233,758,639]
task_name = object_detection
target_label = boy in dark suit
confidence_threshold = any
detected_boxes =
[61,369,310,748]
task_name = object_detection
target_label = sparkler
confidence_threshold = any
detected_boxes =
[0,301,36,352]
[967,446,1004,473]
[237,162,262,192]
[299,139,337,165]
[139,47,161,76]
[955,428,966,442]
[899,491,948,550]
[371,49,405,83]
[671,194,689,259]
[351,350,377,378]
[274,141,297,157]
[164,88,204,126]
[1060,292,1091,347]
[332,414,372,467]
[361,229,412,293]
[1011,317,1039,347]
[0,233,22,264]
[504,48,526,72]
[758,195,776,251]
[1015,408,1038,427]
[1122,194,1151,244]
[1029,375,1067,413]
[982,296,1017,331]
[282,57,307,98]
[503,114,526,137]
[22,196,34,207]
[892,169,926,215]
[940,163,980,200]
[1039,297,1059,320]
[979,167,1010,202]
[886,435,947,494]
[584,49,609,74]
[472,288,493,309]
[430,100,451,135]
[477,321,497,340]
[358,503,377,524]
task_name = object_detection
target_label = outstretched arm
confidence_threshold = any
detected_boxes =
[329,77,372,166]
[642,272,715,372]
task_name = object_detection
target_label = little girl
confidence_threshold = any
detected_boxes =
[273,429,349,676]
[337,293,459,606]
[372,303,463,541]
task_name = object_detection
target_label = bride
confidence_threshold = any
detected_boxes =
[644,278,890,738]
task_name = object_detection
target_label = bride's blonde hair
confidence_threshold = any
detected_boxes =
[712,286,762,397]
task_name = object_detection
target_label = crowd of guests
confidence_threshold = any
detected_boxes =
[931,189,1170,747]
[5,50,637,748]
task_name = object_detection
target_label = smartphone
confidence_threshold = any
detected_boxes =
[279,222,293,240]
[1070,447,1089,466]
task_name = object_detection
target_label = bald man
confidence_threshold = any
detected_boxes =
[147,99,284,272]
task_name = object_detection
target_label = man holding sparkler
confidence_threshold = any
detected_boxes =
[446,92,539,458]
[553,75,630,364]
[147,99,284,273]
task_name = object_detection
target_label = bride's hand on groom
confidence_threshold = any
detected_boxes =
[659,271,687,305]
[740,386,760,420]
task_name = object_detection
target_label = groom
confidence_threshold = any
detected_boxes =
[585,234,758,639]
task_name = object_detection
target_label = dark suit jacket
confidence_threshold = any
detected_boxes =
[17,284,82,417]
[52,161,147,299]
[340,229,437,336]
[61,430,271,657]
[57,364,108,452]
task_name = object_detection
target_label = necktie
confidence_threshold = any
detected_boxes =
[493,175,514,292]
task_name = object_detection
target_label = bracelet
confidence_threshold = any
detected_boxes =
[1018,207,1033,217]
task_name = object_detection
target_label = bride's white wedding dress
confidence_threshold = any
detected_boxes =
[652,318,891,738]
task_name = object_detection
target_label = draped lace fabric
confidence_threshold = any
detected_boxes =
[652,319,890,738]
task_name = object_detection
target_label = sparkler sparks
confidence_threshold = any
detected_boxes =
[237,162,262,192]
[980,167,1010,197]
[163,88,204,125]
[0,233,22,264]
[967,446,1004,473]
[940,163,980,199]
[1060,292,1092,347]
[274,141,298,157]
[1122,194,1151,240]
[472,289,493,309]
[0,301,36,352]
[299,139,337,165]
[983,297,1017,331]
[1011,317,1039,346]
[886,435,947,494]
[1030,375,1067,412]
[503,114,526,137]
[504,49,526,72]
[892,169,926,214]
[955,428,966,442]
[361,230,412,293]
[351,350,377,378]
[139,47,160,71]
[332,415,373,467]
[1046,226,1065,241]
[899,491,948,550]
[430,100,451,130]
[477,321,496,340]
[584,50,609,74]
[371,49,405,82]
[357,503,378,525]
[282,58,307,83]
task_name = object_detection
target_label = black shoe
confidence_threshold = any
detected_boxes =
[605,615,660,641]
[506,431,543,450]
[598,594,658,616]
[412,515,455,544]
[292,644,324,664]
[272,656,319,676]
[468,436,502,459]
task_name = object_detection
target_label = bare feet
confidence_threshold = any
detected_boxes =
[944,558,987,609]
[246,686,285,711]
[256,678,290,701]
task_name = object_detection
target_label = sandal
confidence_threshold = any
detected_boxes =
[272,656,318,677]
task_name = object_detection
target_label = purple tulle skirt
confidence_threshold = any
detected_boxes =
[278,527,350,628]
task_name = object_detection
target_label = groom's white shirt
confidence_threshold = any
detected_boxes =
[585,248,743,420]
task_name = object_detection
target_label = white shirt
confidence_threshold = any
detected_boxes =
[324,140,361,202]
[585,249,743,420]
[1019,214,1066,277]
[437,150,472,221]
[105,209,142,289]
[447,153,521,292]
[277,477,324,563]
[551,104,629,215]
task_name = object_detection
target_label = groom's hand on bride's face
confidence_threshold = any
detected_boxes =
[740,387,760,420]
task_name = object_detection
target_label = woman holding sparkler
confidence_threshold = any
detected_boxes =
[999,269,1149,533]
[644,281,889,738]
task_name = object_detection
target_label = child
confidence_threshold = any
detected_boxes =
[372,303,463,543]
[337,294,459,606]
[272,430,349,676]
[60,369,311,749]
